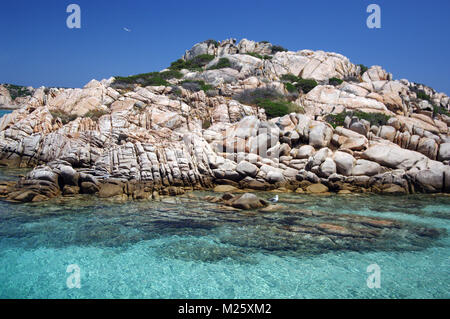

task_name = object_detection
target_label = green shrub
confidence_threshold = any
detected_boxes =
[416,90,431,102]
[4,84,33,100]
[168,54,215,72]
[160,70,183,80]
[50,110,78,125]
[234,87,303,119]
[325,110,391,128]
[259,40,270,44]
[256,99,303,119]
[358,64,369,75]
[207,58,232,70]
[203,39,219,47]
[285,82,297,93]
[279,74,317,93]
[271,45,288,54]
[280,74,299,83]
[433,105,450,117]
[329,77,343,86]
[295,78,318,94]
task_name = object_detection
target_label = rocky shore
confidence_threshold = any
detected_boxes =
[0,38,449,203]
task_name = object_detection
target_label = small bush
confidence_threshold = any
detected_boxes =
[325,110,391,128]
[433,105,450,117]
[207,58,232,70]
[234,87,303,119]
[256,99,303,119]
[295,78,318,94]
[358,64,369,75]
[280,74,299,83]
[169,54,215,72]
[285,82,297,93]
[203,39,219,47]
[329,77,343,86]
[279,74,317,94]
[202,117,212,129]
[271,45,288,54]
[50,110,78,125]
[416,90,431,102]
[259,40,270,44]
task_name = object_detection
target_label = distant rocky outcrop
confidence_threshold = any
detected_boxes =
[0,38,449,203]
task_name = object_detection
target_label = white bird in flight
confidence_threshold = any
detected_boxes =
[123,27,131,32]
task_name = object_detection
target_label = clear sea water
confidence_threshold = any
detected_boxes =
[0,109,12,118]
[0,168,449,299]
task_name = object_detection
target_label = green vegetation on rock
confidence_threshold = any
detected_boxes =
[234,87,304,119]
[329,77,344,86]
[271,45,288,54]
[325,110,391,128]
[280,74,318,94]
[207,58,232,70]
[4,84,33,100]
[358,64,369,75]
[181,80,214,92]
[169,54,215,72]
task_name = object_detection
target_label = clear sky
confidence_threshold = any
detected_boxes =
[1,0,449,94]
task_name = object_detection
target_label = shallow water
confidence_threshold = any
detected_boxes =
[0,109,12,118]
[0,168,449,299]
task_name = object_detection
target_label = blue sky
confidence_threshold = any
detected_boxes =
[0,0,449,94]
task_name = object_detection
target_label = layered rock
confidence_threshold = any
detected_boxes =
[0,38,449,202]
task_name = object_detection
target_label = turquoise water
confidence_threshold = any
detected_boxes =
[0,168,449,299]
[0,109,12,118]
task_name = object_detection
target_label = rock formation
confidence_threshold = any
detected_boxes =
[0,38,449,202]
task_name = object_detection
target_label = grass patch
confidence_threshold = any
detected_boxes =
[4,84,33,100]
[50,110,78,125]
[84,109,109,121]
[207,58,232,70]
[325,110,391,128]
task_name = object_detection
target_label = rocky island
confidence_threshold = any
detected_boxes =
[1,38,449,203]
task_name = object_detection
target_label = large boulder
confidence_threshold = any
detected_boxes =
[309,123,333,148]
[352,159,382,177]
[333,151,355,176]
[236,161,259,177]
[231,193,268,210]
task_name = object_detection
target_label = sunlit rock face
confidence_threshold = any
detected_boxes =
[0,38,449,202]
